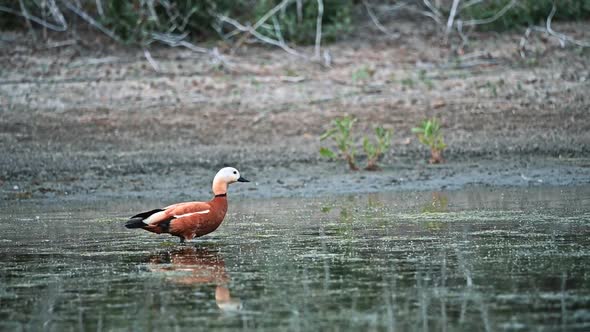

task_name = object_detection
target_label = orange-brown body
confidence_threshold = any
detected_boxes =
[139,195,228,241]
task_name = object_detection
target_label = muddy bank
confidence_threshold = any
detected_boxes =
[1,22,589,205]
[2,151,589,207]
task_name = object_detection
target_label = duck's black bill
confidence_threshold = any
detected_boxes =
[237,177,250,182]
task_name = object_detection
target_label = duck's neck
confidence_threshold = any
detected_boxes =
[210,194,228,217]
[212,180,228,196]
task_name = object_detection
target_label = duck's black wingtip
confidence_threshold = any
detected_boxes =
[131,208,165,219]
[125,217,146,229]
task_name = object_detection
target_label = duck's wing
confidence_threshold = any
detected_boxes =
[164,201,212,219]
[126,201,211,228]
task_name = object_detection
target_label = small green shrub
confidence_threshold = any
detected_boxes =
[320,116,393,171]
[418,69,435,90]
[351,65,373,83]
[320,115,359,170]
[411,117,447,164]
[401,77,415,88]
[363,126,393,171]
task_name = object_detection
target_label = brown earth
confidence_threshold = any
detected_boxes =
[0,21,589,205]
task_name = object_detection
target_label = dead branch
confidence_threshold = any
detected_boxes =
[254,0,291,32]
[445,0,461,39]
[150,32,207,52]
[422,0,443,23]
[62,0,122,43]
[95,0,104,17]
[18,0,37,39]
[461,0,517,27]
[519,27,531,58]
[545,4,590,48]
[271,16,286,45]
[219,0,292,51]
[314,0,324,59]
[44,39,77,49]
[143,49,161,72]
[214,0,335,65]
[216,14,305,59]
[0,1,67,32]
[460,0,484,11]
[362,0,401,39]
[149,32,232,68]
[296,0,303,23]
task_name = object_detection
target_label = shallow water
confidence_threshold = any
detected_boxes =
[1,186,590,331]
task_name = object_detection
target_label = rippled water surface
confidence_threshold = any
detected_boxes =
[1,186,590,331]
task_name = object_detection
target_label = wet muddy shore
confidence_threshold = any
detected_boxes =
[1,23,589,205]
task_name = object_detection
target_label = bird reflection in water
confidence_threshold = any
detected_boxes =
[148,247,242,312]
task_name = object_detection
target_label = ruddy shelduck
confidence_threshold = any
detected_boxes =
[125,167,249,242]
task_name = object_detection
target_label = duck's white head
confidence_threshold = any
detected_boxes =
[212,167,249,195]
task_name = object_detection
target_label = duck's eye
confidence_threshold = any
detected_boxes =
[233,171,237,174]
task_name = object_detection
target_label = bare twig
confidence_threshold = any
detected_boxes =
[314,0,324,59]
[143,48,161,72]
[44,39,77,49]
[220,0,291,51]
[271,16,285,45]
[545,4,590,48]
[145,0,159,24]
[150,32,207,52]
[519,27,531,58]
[150,32,232,69]
[62,0,122,43]
[460,0,484,10]
[423,0,443,21]
[395,3,441,25]
[362,0,401,38]
[456,19,469,49]
[0,1,67,31]
[462,0,517,26]
[445,0,461,40]
[216,14,305,59]
[296,0,303,24]
[18,0,37,39]
[95,0,104,17]
[252,0,291,32]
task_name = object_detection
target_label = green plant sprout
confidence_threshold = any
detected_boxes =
[363,126,393,171]
[320,116,394,171]
[320,115,359,170]
[411,117,447,164]
[401,77,415,88]
[418,69,435,90]
[351,65,374,83]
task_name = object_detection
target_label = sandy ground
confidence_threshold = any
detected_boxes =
[0,21,589,205]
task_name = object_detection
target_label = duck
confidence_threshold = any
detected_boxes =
[125,167,249,242]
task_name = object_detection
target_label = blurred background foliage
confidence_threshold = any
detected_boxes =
[254,0,353,43]
[462,0,590,30]
[0,0,589,46]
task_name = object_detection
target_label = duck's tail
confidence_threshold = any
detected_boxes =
[125,218,146,229]
[125,208,164,229]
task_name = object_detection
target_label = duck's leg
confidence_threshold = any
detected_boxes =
[179,237,185,244]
